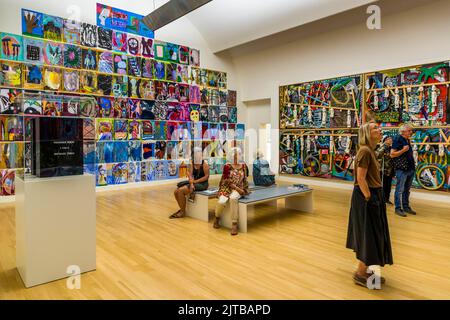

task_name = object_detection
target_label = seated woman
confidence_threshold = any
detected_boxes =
[253,150,275,187]
[170,147,209,218]
[213,147,249,235]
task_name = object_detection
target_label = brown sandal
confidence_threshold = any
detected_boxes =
[169,210,185,219]
[213,217,220,229]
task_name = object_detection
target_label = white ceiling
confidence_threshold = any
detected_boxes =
[186,0,378,53]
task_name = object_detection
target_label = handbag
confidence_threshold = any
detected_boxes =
[177,180,190,188]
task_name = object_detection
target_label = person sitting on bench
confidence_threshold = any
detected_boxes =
[213,147,249,235]
[170,147,209,219]
[253,150,275,187]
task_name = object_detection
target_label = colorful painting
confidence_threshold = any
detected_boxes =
[128,141,142,162]
[128,119,141,140]
[127,162,141,183]
[43,67,61,90]
[82,49,98,70]
[23,37,43,64]
[96,164,108,186]
[96,3,154,38]
[166,43,178,62]
[97,74,113,96]
[189,86,201,104]
[113,141,128,162]
[177,65,189,84]
[42,96,62,116]
[141,37,153,58]
[97,118,113,140]
[141,58,153,78]
[128,98,141,118]
[23,96,42,115]
[127,35,140,56]
[153,60,166,80]
[79,98,97,118]
[43,14,63,41]
[227,90,237,107]
[178,84,190,103]
[97,97,114,118]
[112,76,128,97]
[228,107,237,123]
[63,44,81,69]
[97,26,112,50]
[63,19,81,44]
[80,71,97,94]
[61,96,80,116]
[141,120,154,139]
[112,30,127,53]
[153,41,165,60]
[219,106,229,123]
[142,141,155,160]
[83,118,95,140]
[109,163,128,185]
[1,61,21,87]
[154,160,168,180]
[22,9,44,38]
[42,41,63,66]
[23,64,43,90]
[189,48,200,66]
[98,51,113,73]
[63,70,80,92]
[1,169,15,196]
[127,57,142,77]
[114,53,127,75]
[0,89,21,114]
[96,141,114,163]
[113,98,129,118]
[154,81,168,101]
[1,33,23,61]
[140,100,155,119]
[137,79,155,100]
[166,63,177,82]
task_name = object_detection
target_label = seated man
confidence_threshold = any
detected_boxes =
[252,151,275,187]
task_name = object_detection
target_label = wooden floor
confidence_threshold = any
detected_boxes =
[1,179,450,300]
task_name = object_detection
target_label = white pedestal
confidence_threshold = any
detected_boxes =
[185,194,210,221]
[15,174,96,288]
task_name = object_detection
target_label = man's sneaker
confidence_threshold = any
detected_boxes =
[404,208,416,215]
[395,209,407,217]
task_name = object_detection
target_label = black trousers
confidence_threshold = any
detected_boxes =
[383,175,393,202]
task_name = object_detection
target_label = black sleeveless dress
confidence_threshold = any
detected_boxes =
[192,161,208,191]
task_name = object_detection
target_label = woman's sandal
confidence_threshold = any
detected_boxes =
[169,210,185,219]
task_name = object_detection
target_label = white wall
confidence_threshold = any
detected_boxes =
[229,0,450,170]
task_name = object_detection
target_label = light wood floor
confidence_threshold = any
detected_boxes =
[1,179,449,300]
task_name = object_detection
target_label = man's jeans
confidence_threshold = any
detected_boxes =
[394,169,415,210]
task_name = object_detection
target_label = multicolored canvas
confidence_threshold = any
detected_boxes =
[114,53,127,75]
[219,106,229,123]
[140,37,153,58]
[153,61,166,80]
[127,35,140,56]
[141,121,155,140]
[228,107,237,123]
[154,160,168,180]
[98,51,113,74]
[189,67,199,86]
[227,90,237,107]
[167,160,179,179]
[128,98,141,119]
[153,41,165,60]
[43,67,61,91]
[42,41,63,66]
[127,57,142,77]
[63,70,80,92]
[22,64,43,90]
[0,169,15,196]
[114,119,128,140]
[128,141,142,162]
[96,164,108,186]
[0,89,21,114]
[97,74,112,96]
[219,90,228,107]
[142,141,155,160]
[177,64,189,84]
[128,77,139,98]
[155,141,167,159]
[61,96,80,117]
[167,83,177,102]
[80,71,97,94]
[113,141,128,162]
[189,86,201,104]
[82,48,98,70]
[1,33,23,61]
[43,14,63,41]
[165,43,178,62]
[109,163,128,185]
[22,9,44,38]
[178,46,189,65]
[63,44,81,69]
[0,142,24,169]
[97,26,112,50]
[165,63,177,82]
[1,61,22,88]
[152,100,168,120]
[23,38,43,64]
[112,76,128,98]
[128,119,141,140]
[200,88,210,105]
[97,97,114,118]
[189,48,200,66]
[140,100,155,119]
[200,106,209,122]
[22,96,42,115]
[79,97,97,117]
[141,58,153,78]
[63,19,81,44]
[218,72,227,89]
[83,118,95,140]
[137,79,155,100]
[177,84,189,103]
[113,98,129,119]
[96,118,113,140]
[42,96,62,116]
[83,141,96,166]
[112,30,127,53]
[127,162,141,183]
[96,142,114,163]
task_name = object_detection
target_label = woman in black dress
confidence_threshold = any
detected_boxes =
[346,122,393,289]
[170,147,209,218]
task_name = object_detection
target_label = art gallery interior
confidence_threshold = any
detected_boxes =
[0,0,449,301]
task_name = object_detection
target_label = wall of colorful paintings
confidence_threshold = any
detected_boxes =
[0,7,242,196]
[279,62,450,191]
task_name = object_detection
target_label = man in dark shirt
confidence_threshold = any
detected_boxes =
[391,124,416,217]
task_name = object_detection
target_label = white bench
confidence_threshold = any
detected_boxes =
[186,185,313,233]
[185,184,269,222]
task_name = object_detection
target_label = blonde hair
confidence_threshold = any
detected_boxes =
[358,123,374,148]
